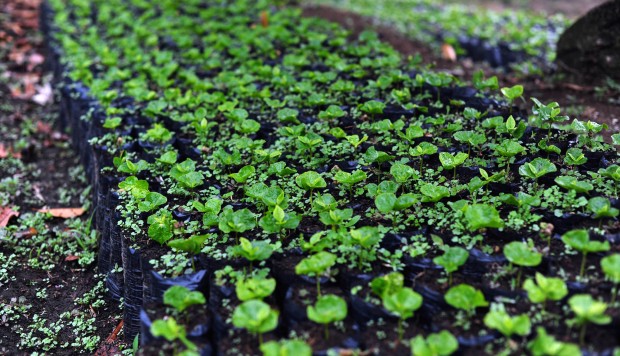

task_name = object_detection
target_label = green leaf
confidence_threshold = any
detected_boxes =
[568,294,611,326]
[370,272,404,299]
[318,105,346,120]
[157,151,178,165]
[439,152,468,170]
[501,85,524,101]
[277,108,300,124]
[433,246,469,274]
[464,204,504,231]
[410,330,459,356]
[118,176,149,199]
[561,229,610,254]
[232,238,274,262]
[236,276,276,301]
[383,287,422,320]
[444,284,488,314]
[359,100,386,115]
[523,272,568,304]
[484,306,531,337]
[564,148,587,166]
[147,210,174,244]
[103,117,122,129]
[163,286,206,312]
[232,300,279,334]
[528,327,580,356]
[587,196,619,219]
[349,226,382,248]
[519,158,557,180]
[409,142,438,157]
[375,192,397,214]
[333,170,367,186]
[229,165,256,184]
[495,140,525,157]
[218,206,256,234]
[260,339,312,356]
[390,163,416,183]
[307,294,348,324]
[420,183,451,203]
[295,251,337,276]
[503,241,542,267]
[453,130,486,147]
[554,176,593,193]
[295,171,327,190]
[167,234,209,255]
[138,192,168,212]
[601,254,620,283]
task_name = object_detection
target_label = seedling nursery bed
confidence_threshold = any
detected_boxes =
[41,0,620,354]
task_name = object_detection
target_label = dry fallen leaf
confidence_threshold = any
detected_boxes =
[37,207,85,218]
[65,255,79,261]
[0,144,8,159]
[32,83,53,105]
[14,227,37,238]
[27,52,44,71]
[0,206,20,227]
[105,320,124,343]
[441,43,457,62]
[260,11,269,28]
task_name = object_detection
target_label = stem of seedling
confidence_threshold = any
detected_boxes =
[448,272,453,286]
[453,167,457,180]
[258,332,264,346]
[316,276,321,297]
[579,324,586,346]
[516,266,522,290]
[580,252,588,278]
[324,324,329,340]
[612,284,618,305]
[397,318,404,341]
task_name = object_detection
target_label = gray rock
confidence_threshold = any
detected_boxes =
[556,0,620,82]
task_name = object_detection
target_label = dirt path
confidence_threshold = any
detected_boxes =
[0,0,122,354]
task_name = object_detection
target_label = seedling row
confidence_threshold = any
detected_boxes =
[41,0,620,354]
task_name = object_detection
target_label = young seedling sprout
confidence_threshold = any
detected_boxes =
[232,300,279,346]
[433,246,469,286]
[295,170,327,207]
[503,241,542,289]
[568,294,610,345]
[561,229,610,278]
[601,254,620,304]
[307,294,348,340]
[295,251,337,297]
